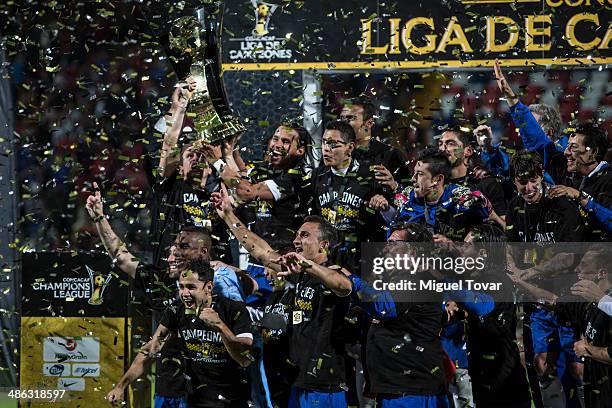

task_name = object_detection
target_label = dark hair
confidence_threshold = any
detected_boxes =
[416,147,451,183]
[303,215,337,247]
[178,226,213,252]
[389,222,434,242]
[325,120,356,143]
[281,120,312,149]
[572,123,609,162]
[443,124,472,149]
[183,259,215,284]
[346,97,377,122]
[510,150,543,180]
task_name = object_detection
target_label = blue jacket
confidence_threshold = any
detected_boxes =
[583,196,612,233]
[509,102,568,185]
[393,184,491,239]
[481,144,510,179]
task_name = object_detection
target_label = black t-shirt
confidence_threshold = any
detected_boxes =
[451,175,508,217]
[288,271,351,392]
[353,139,411,193]
[133,263,185,398]
[150,170,222,266]
[506,189,585,243]
[365,299,447,395]
[246,162,306,249]
[308,159,383,270]
[262,288,295,405]
[465,302,531,406]
[160,297,253,407]
[575,164,612,242]
[557,300,612,408]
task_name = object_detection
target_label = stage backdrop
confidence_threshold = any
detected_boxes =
[20,252,128,407]
[221,0,612,71]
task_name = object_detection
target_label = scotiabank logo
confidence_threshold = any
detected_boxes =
[43,337,100,363]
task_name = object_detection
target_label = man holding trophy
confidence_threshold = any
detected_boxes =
[150,0,246,269]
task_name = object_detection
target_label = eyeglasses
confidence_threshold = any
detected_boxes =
[339,115,357,122]
[322,139,348,149]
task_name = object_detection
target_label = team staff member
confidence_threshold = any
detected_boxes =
[307,120,389,271]
[212,185,353,408]
[494,60,567,185]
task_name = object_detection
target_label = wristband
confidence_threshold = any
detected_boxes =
[91,215,104,223]
[579,191,592,203]
[212,159,226,173]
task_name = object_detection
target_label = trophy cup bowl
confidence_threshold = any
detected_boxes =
[163,2,245,144]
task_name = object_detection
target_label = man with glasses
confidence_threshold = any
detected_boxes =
[306,120,390,272]
[548,123,612,238]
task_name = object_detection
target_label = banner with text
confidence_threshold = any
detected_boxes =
[222,0,611,70]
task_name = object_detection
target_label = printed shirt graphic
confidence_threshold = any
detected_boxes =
[150,170,220,265]
[160,297,253,405]
[309,159,377,234]
[288,272,350,392]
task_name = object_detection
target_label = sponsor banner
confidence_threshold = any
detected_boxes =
[22,252,128,317]
[72,364,100,378]
[57,378,86,392]
[20,317,126,407]
[43,337,100,363]
[221,0,611,70]
[43,363,71,377]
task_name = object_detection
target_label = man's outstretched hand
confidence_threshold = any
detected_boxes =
[494,60,519,106]
[86,181,104,221]
[277,252,310,277]
[211,184,233,218]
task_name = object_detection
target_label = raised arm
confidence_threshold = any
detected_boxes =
[494,60,553,153]
[85,182,138,278]
[106,323,170,403]
[278,252,352,297]
[158,79,196,178]
[211,184,282,271]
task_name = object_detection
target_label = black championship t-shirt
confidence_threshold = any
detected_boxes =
[308,159,383,270]
[150,170,221,266]
[288,271,351,392]
[262,288,295,405]
[246,162,306,249]
[575,164,612,242]
[133,263,185,397]
[506,191,585,244]
[365,299,447,395]
[160,297,253,407]
[557,300,612,408]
